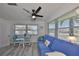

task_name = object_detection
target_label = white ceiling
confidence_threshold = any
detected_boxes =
[0,3,79,22]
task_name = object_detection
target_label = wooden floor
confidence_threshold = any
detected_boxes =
[0,43,38,56]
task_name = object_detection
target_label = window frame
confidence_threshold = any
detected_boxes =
[14,24,38,36]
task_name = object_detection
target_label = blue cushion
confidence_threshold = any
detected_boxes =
[49,39,79,56]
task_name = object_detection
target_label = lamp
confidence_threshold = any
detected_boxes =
[68,36,77,43]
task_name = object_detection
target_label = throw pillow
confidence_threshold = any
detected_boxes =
[44,40,50,47]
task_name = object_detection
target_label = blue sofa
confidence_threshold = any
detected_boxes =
[37,35,58,56]
[37,35,79,56]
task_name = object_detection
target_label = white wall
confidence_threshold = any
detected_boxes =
[0,18,11,48]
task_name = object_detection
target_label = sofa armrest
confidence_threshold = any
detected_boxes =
[37,41,52,56]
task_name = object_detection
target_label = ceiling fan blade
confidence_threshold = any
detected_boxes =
[35,6,41,14]
[8,3,17,6]
[36,15,43,17]
[23,8,31,14]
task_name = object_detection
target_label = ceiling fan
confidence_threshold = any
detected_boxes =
[8,3,43,20]
[23,6,43,20]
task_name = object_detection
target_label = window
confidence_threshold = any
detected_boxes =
[58,19,70,40]
[15,31,26,35]
[74,27,79,42]
[27,25,38,35]
[14,25,26,40]
[73,16,79,42]
[14,24,38,36]
[14,24,38,41]
[73,16,79,26]
[58,19,70,28]
[48,16,79,42]
[48,19,70,40]
[15,25,26,30]
[15,25,26,35]
[48,22,55,36]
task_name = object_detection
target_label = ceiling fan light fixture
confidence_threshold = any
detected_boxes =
[32,15,36,19]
